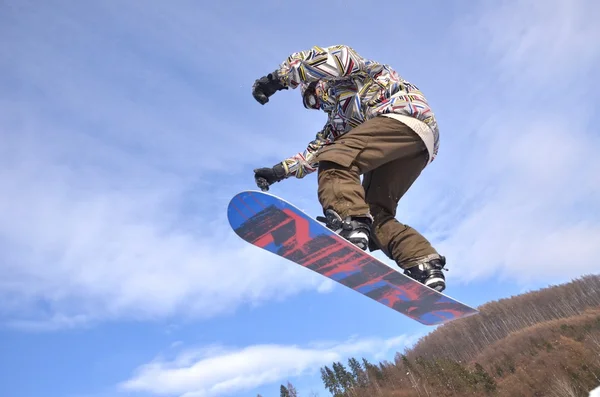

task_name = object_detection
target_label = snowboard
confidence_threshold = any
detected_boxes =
[227,190,479,326]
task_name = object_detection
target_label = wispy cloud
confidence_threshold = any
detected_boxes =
[2,0,599,332]
[434,115,600,284]
[400,0,600,288]
[118,334,420,397]
[0,134,333,328]
[0,1,331,330]
[459,0,600,85]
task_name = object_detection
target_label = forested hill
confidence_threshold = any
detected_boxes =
[310,274,600,397]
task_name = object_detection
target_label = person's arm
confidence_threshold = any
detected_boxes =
[280,126,330,179]
[252,44,371,104]
[252,44,369,190]
[253,126,331,190]
[277,44,370,88]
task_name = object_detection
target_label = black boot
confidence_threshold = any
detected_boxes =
[317,209,373,250]
[403,255,447,292]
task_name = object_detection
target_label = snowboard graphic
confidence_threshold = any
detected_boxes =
[227,190,479,325]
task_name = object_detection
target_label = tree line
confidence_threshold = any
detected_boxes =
[317,274,600,396]
[405,274,600,364]
[259,274,600,396]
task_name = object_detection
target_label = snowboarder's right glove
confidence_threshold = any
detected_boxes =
[252,70,287,105]
[253,163,287,191]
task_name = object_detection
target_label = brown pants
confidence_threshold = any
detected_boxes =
[315,116,439,269]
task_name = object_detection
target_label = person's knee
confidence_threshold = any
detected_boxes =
[318,160,346,173]
[368,204,395,228]
[317,161,341,188]
[318,161,362,185]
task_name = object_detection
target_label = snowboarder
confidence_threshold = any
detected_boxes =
[251,45,447,292]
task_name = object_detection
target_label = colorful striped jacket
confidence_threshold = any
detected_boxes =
[274,44,439,178]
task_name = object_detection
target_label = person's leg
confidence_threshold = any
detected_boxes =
[362,149,437,266]
[316,116,421,219]
[361,149,447,291]
[316,160,373,249]
[315,116,412,249]
[316,116,447,290]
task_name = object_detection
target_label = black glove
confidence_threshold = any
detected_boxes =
[254,163,287,191]
[252,71,287,105]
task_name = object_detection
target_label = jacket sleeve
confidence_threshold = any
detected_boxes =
[279,126,331,179]
[276,44,370,88]
[273,45,368,179]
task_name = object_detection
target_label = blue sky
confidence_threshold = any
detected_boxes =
[1,0,599,396]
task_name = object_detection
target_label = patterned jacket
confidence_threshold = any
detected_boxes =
[274,44,439,179]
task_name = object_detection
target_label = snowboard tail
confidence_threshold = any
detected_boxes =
[227,190,478,325]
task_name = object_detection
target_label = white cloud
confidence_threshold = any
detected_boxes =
[0,133,332,328]
[2,0,600,331]
[118,334,420,397]
[429,113,600,285]
[459,0,600,85]
[417,0,600,287]
[0,2,330,329]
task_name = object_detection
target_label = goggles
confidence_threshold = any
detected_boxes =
[301,81,321,110]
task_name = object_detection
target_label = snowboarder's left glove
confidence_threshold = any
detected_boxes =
[254,163,287,191]
[252,71,287,105]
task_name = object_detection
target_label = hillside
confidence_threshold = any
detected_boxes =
[315,274,600,397]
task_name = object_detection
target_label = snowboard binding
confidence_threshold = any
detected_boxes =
[316,209,373,250]
[403,255,448,292]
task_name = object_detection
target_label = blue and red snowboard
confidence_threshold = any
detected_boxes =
[227,190,478,326]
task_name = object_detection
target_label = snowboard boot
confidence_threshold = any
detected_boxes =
[403,255,447,292]
[317,209,373,250]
